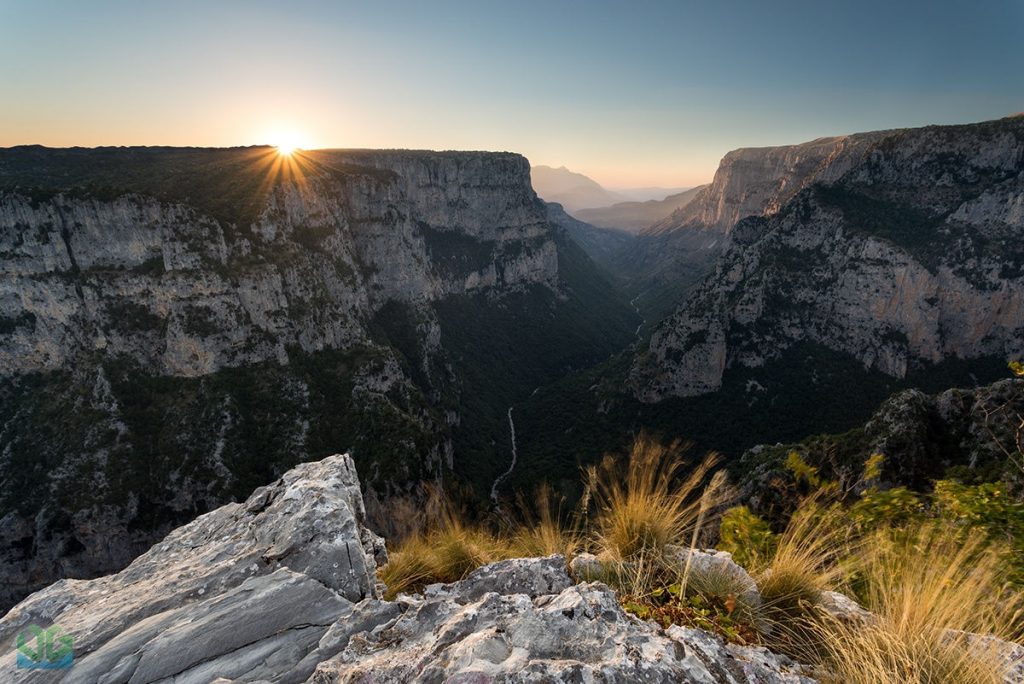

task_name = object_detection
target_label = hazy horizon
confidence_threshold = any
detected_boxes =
[2,0,1022,187]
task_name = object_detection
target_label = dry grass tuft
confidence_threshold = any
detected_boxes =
[749,501,850,656]
[378,485,515,599]
[812,522,1024,684]
[587,434,729,563]
[509,483,582,558]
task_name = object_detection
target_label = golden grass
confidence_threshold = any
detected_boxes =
[379,521,515,599]
[378,485,517,599]
[755,501,847,620]
[375,433,1024,684]
[379,481,585,599]
[811,522,1024,684]
[509,483,582,558]
[587,434,729,562]
[684,560,765,630]
[378,435,734,604]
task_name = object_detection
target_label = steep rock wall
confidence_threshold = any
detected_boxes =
[632,118,1024,401]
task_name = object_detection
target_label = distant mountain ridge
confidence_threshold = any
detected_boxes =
[530,165,626,212]
[575,185,705,234]
[608,185,689,202]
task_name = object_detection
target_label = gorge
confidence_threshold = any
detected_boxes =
[2,116,1023,619]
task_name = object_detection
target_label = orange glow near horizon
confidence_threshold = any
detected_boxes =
[268,129,310,159]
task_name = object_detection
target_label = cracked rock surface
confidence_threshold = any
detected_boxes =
[0,453,383,683]
[310,556,814,684]
[0,454,815,684]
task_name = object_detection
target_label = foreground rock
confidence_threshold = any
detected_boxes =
[310,556,815,684]
[0,453,385,683]
[0,454,813,683]
[7,453,1016,683]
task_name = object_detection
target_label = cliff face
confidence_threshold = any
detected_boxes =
[648,133,889,236]
[622,133,889,325]
[0,150,555,378]
[0,146,635,610]
[632,118,1024,401]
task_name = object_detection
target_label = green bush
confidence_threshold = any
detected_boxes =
[849,487,923,529]
[717,505,776,570]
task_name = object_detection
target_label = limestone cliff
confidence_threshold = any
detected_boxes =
[0,149,557,378]
[648,132,889,237]
[622,132,889,325]
[632,117,1024,401]
[0,146,636,610]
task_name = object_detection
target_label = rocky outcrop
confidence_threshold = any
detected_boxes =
[0,453,385,683]
[741,378,1024,504]
[0,454,812,684]
[0,146,637,611]
[857,378,1024,485]
[311,558,814,684]
[633,117,1024,401]
[6,452,1023,683]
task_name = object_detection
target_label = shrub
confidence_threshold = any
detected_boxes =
[621,580,761,645]
[848,486,923,530]
[509,483,581,558]
[932,479,1024,582]
[683,561,765,634]
[718,505,777,570]
[379,521,515,599]
[378,486,516,599]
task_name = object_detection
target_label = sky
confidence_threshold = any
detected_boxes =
[2,1,1022,187]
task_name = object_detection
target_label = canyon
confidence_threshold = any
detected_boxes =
[2,116,1023,616]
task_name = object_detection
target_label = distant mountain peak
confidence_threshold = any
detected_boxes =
[530,165,690,213]
[530,165,625,212]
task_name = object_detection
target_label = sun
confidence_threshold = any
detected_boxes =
[268,130,309,156]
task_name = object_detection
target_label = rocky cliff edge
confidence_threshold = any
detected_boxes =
[0,453,814,684]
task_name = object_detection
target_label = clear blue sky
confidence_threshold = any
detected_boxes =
[2,0,1021,186]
